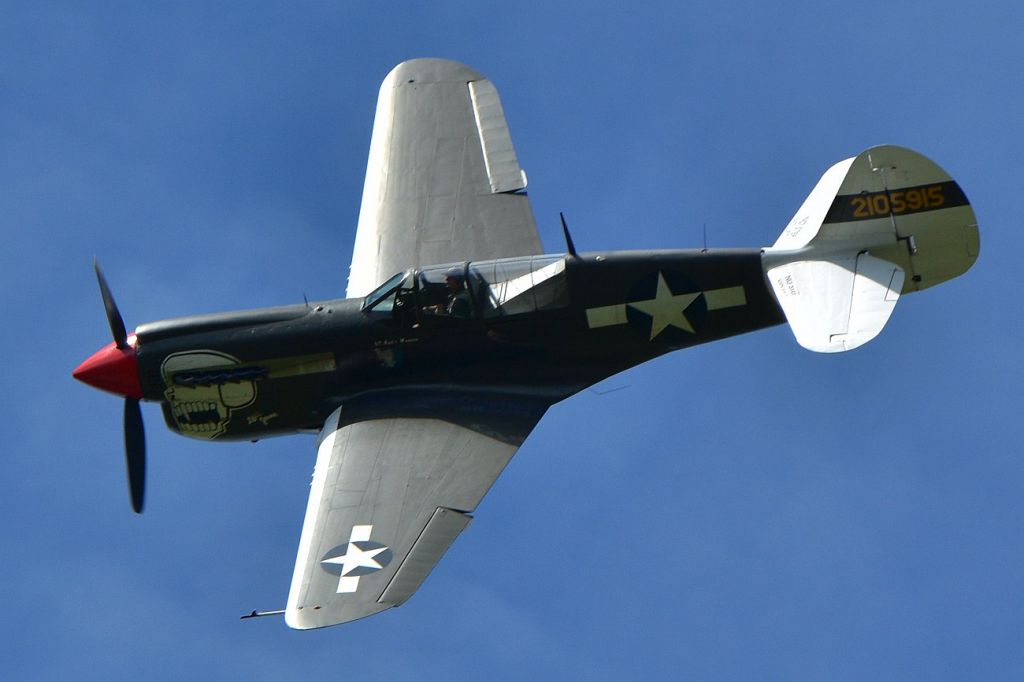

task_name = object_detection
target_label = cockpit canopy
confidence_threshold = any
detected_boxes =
[362,254,569,320]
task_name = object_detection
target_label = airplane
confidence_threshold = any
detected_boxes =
[73,58,979,629]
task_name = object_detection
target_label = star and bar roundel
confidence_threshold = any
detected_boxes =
[585,270,746,342]
[320,525,393,594]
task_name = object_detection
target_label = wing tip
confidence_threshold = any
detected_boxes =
[284,603,393,630]
[384,58,485,87]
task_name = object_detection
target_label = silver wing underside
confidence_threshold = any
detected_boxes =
[287,59,547,628]
[286,407,542,629]
[346,58,543,298]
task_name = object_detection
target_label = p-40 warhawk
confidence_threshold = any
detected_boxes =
[74,59,979,629]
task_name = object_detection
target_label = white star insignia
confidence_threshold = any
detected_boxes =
[320,525,392,593]
[627,273,700,339]
[585,277,746,337]
[321,542,389,576]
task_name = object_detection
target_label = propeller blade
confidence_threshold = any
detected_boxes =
[94,259,128,349]
[124,398,146,514]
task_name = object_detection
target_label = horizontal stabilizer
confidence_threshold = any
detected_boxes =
[766,253,905,352]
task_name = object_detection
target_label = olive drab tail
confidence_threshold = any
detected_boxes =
[762,145,979,353]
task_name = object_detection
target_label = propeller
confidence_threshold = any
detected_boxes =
[94,259,128,348]
[90,260,147,513]
[124,398,146,513]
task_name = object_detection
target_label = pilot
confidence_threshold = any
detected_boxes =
[443,267,472,318]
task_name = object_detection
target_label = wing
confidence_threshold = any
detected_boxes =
[285,404,546,629]
[346,58,543,298]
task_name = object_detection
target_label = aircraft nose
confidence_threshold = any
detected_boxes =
[73,340,143,399]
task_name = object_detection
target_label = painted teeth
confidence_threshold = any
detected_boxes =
[174,401,222,432]
[181,423,219,433]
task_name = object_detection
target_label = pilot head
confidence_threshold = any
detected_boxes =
[445,267,465,292]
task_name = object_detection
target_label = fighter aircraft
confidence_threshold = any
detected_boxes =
[73,58,979,629]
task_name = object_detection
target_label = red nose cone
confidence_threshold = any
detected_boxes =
[73,340,142,399]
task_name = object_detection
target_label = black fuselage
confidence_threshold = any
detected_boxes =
[132,249,784,444]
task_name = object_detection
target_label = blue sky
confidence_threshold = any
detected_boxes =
[3,2,1021,679]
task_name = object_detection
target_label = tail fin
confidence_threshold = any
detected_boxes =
[764,145,979,353]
